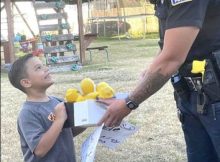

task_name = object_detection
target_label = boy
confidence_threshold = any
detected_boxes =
[8,54,84,162]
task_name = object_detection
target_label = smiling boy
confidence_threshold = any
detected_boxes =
[8,54,82,162]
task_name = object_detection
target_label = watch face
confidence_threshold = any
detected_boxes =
[127,101,136,109]
[125,97,138,110]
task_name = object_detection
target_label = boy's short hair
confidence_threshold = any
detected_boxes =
[8,54,34,93]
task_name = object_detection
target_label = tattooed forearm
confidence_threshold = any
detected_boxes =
[129,69,170,104]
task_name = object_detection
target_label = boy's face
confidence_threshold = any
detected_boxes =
[22,57,54,90]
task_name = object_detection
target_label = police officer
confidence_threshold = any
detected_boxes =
[98,0,220,161]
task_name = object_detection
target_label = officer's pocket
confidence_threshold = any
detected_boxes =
[174,91,187,124]
[212,101,220,116]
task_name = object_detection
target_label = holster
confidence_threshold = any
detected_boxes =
[203,51,220,102]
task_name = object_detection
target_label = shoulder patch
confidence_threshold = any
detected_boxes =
[171,0,192,6]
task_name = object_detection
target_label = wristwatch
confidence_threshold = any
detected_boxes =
[125,97,139,110]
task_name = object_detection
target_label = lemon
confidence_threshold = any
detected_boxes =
[65,88,79,102]
[76,95,85,102]
[80,78,95,95]
[96,82,109,92]
[98,85,115,99]
[84,92,99,100]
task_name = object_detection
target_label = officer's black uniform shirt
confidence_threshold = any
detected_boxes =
[156,0,220,62]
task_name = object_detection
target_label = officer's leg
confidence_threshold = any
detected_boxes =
[176,93,218,162]
[199,101,220,161]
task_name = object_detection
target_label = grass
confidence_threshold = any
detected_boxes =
[1,39,186,162]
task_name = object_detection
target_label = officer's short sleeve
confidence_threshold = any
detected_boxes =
[18,108,45,153]
[166,0,210,29]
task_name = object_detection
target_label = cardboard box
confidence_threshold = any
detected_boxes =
[74,93,128,127]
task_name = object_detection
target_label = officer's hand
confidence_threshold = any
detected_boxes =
[97,99,131,127]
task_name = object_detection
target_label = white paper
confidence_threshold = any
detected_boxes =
[99,121,139,149]
[81,124,104,162]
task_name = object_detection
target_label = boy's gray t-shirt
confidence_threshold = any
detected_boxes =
[17,96,76,162]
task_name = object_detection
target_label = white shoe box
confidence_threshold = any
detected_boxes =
[74,93,128,127]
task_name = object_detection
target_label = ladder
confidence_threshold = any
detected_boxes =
[32,0,79,66]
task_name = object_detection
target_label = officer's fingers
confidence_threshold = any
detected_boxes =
[112,118,121,127]
[105,115,116,127]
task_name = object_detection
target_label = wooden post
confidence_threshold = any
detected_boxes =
[2,41,11,64]
[77,0,85,64]
[103,0,106,37]
[58,7,64,56]
[87,0,91,32]
[121,1,127,35]
[96,18,99,34]
[143,2,147,39]
[116,0,120,40]
[5,0,15,63]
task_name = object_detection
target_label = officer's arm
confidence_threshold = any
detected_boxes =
[140,49,161,79]
[129,26,200,104]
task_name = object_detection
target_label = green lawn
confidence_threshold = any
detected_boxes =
[1,39,186,162]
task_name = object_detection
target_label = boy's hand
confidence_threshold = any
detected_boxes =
[35,102,67,157]
[54,102,67,123]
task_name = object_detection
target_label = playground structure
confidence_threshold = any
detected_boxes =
[1,0,157,66]
[1,0,95,66]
